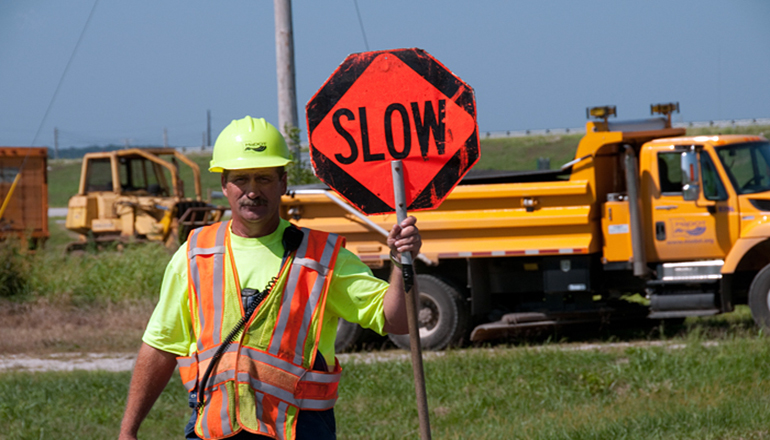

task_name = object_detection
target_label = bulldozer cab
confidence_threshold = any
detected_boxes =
[66,148,224,250]
[78,148,200,199]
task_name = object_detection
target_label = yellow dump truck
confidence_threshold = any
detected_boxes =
[65,148,224,251]
[282,105,770,351]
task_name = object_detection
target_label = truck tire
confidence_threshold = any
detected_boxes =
[748,264,770,329]
[335,318,363,353]
[388,274,468,351]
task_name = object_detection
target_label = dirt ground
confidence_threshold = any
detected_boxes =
[0,297,746,373]
[0,300,152,355]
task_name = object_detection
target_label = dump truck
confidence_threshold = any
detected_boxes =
[0,147,49,248]
[65,148,224,251]
[282,103,770,351]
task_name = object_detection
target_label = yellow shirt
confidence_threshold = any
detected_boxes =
[143,219,389,366]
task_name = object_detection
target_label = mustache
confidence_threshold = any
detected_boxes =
[238,198,268,207]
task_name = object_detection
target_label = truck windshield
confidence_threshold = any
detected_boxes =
[716,141,770,195]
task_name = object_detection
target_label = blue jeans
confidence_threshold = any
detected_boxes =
[184,406,336,439]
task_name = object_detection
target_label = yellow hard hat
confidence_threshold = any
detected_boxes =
[209,116,292,173]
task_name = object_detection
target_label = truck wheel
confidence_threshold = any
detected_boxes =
[335,318,363,353]
[748,264,770,329]
[388,274,468,351]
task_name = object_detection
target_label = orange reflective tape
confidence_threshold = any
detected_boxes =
[295,380,339,402]
[237,355,300,393]
[177,355,199,392]
[200,383,226,438]
[259,394,281,438]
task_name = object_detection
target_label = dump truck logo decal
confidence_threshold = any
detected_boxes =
[671,219,707,238]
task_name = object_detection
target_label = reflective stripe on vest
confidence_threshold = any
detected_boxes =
[177,222,344,440]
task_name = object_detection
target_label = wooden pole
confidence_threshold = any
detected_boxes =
[274,0,299,162]
[391,160,432,440]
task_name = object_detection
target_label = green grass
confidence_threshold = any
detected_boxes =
[1,218,170,305]
[3,336,770,439]
[687,124,770,137]
[475,133,584,171]
[28,244,170,304]
[46,159,82,208]
[0,370,187,440]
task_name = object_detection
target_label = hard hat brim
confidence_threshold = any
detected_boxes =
[209,156,293,173]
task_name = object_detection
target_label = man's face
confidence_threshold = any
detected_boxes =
[221,167,287,234]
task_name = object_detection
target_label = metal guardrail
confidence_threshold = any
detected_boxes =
[480,118,770,140]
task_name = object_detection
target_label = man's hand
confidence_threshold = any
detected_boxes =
[119,343,178,440]
[386,215,422,261]
[383,216,422,334]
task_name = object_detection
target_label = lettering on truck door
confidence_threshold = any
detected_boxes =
[647,147,736,261]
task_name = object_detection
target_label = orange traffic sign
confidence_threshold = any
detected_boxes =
[306,48,479,215]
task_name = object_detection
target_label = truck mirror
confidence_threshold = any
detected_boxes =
[681,150,699,201]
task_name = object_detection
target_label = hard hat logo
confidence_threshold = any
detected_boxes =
[209,116,292,173]
[245,142,268,153]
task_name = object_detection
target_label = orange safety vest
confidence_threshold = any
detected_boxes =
[176,221,345,440]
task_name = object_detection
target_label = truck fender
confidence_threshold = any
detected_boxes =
[722,236,768,274]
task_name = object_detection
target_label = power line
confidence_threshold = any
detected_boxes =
[352,0,369,51]
[30,0,99,146]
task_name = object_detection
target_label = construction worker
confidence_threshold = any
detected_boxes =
[118,116,420,440]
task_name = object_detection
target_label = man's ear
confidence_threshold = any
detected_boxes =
[221,173,228,195]
[280,171,288,195]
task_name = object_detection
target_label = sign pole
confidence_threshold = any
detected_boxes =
[391,160,432,440]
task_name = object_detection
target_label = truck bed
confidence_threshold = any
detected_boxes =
[282,172,599,265]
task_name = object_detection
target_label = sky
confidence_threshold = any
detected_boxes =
[1,0,769,150]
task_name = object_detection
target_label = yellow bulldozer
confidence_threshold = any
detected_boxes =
[65,148,225,252]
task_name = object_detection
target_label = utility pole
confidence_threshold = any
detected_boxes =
[274,0,300,164]
[53,127,59,159]
[206,110,212,147]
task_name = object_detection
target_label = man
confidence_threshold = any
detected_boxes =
[118,116,421,440]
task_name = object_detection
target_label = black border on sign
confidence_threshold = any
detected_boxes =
[306,48,478,215]
[311,148,393,214]
[306,51,379,136]
[408,129,480,211]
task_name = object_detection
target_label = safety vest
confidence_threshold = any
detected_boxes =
[176,221,345,440]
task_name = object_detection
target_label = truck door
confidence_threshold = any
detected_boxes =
[648,147,736,261]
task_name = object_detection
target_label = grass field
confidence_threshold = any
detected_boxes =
[3,336,770,439]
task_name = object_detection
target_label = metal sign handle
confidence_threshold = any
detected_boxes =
[391,160,432,440]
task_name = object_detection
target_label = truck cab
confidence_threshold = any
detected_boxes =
[638,135,770,320]
[575,105,770,326]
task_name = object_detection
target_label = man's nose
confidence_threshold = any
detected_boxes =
[245,179,261,197]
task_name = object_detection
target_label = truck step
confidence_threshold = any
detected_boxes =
[649,293,716,312]
[470,311,607,342]
[648,309,719,319]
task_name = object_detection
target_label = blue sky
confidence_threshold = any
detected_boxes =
[1,0,768,149]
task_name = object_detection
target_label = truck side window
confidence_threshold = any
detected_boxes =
[658,153,682,194]
[701,152,728,201]
[85,158,113,192]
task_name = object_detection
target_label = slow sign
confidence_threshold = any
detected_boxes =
[306,48,479,215]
